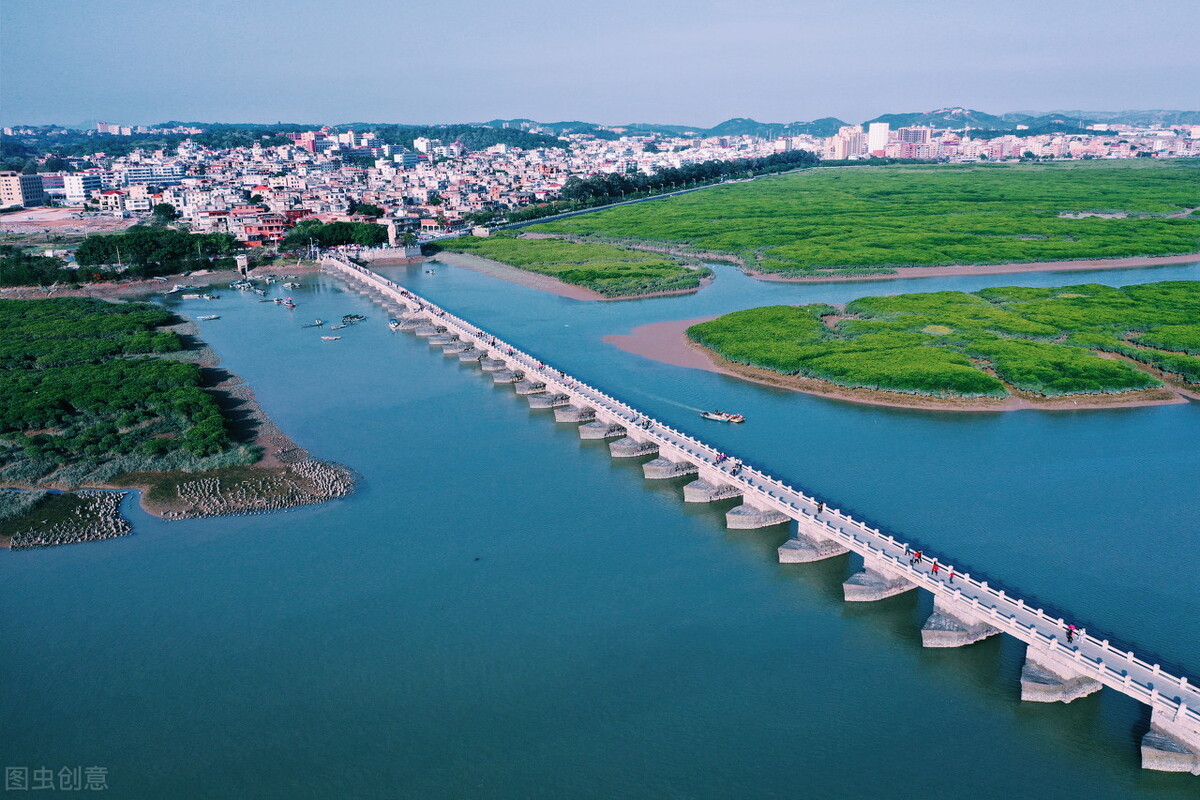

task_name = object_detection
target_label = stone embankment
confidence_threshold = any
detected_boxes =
[161,459,354,520]
[9,491,132,549]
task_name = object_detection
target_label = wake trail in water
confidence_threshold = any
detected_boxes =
[637,391,706,413]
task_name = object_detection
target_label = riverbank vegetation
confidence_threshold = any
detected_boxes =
[687,280,1200,400]
[531,160,1200,278]
[436,234,711,297]
[281,218,388,250]
[74,226,241,277]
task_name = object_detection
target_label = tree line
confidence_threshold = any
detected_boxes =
[74,226,241,277]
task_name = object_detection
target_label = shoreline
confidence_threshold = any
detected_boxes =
[513,232,1199,286]
[748,252,1200,284]
[604,317,1195,413]
[431,250,706,302]
[0,262,323,301]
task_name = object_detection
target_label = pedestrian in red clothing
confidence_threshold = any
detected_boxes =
[931,560,940,576]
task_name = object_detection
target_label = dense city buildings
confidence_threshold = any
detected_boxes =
[3,114,1198,249]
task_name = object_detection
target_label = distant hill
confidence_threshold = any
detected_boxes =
[703,117,848,138]
[361,124,565,151]
[862,107,1009,129]
[1015,110,1200,127]
[619,123,704,136]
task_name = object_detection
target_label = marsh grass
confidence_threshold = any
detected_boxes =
[440,235,710,297]
[688,280,1200,398]
[531,160,1200,276]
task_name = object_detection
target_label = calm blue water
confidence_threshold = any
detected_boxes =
[2,260,1198,798]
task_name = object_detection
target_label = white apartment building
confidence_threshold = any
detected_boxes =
[63,173,104,205]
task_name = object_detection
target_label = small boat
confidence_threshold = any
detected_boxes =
[330,324,347,330]
[342,314,365,324]
[302,319,324,328]
[254,288,266,296]
[202,294,220,300]
[701,410,746,423]
[321,336,341,341]
[197,314,220,321]
[283,282,301,289]
[181,293,201,299]
[388,318,401,331]
[283,297,296,309]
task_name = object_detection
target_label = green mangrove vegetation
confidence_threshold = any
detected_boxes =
[0,298,259,489]
[530,160,1200,277]
[437,234,711,297]
[687,280,1200,400]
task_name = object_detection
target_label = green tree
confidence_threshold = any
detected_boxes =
[152,203,179,223]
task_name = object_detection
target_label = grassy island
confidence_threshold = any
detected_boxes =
[1,298,351,548]
[436,234,711,298]
[529,160,1200,278]
[686,280,1200,406]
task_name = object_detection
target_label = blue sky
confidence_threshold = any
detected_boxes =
[3,0,1197,127]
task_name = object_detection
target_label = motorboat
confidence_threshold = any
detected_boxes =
[302,319,324,328]
[321,336,341,341]
[701,410,746,423]
[197,314,220,321]
[388,318,401,331]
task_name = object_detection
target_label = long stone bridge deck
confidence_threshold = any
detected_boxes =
[325,255,1200,774]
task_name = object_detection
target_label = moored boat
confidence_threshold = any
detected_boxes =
[321,336,341,341]
[197,314,220,321]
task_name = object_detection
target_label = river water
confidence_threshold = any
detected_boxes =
[2,260,1198,799]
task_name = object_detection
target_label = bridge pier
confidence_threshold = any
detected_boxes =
[428,332,457,345]
[458,348,484,362]
[528,393,570,409]
[777,523,849,563]
[554,405,595,423]
[1142,707,1200,774]
[726,503,790,529]
[396,315,423,330]
[642,457,698,480]
[921,594,1000,648]
[682,479,742,503]
[442,340,471,354]
[513,380,547,395]
[609,437,659,458]
[1019,645,1102,703]
[480,357,507,371]
[843,562,916,602]
[491,370,522,384]
[413,323,440,337]
[579,421,626,440]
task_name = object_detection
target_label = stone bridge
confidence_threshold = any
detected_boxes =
[325,255,1200,775]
